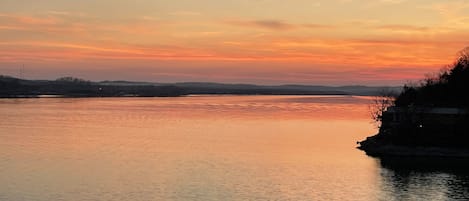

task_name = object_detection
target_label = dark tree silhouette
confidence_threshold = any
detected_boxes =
[360,46,469,151]
[394,46,469,108]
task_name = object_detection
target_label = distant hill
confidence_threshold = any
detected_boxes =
[171,82,400,96]
[0,76,184,97]
[0,75,401,98]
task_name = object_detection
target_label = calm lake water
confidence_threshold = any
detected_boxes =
[1,95,469,201]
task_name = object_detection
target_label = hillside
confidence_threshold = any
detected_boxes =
[0,75,399,98]
[358,47,469,157]
[395,47,469,107]
[0,76,185,97]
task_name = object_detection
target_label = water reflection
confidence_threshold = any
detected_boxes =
[1,96,469,200]
[377,157,469,200]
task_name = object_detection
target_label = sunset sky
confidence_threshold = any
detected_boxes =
[1,0,469,85]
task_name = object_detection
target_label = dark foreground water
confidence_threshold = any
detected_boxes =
[1,96,469,201]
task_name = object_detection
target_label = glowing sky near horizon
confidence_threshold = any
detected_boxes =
[1,0,469,85]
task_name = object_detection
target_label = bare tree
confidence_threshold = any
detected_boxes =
[370,89,397,126]
[458,46,469,61]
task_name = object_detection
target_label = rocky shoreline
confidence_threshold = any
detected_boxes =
[358,135,469,158]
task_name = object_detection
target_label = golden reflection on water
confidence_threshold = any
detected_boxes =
[1,96,465,200]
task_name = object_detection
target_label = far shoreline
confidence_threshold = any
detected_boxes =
[0,93,360,99]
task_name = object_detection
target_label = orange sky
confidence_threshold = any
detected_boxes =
[1,0,469,85]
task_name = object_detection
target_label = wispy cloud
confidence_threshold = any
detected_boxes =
[46,11,88,17]
[362,0,409,8]
[0,13,85,33]
[0,12,164,36]
[379,0,407,4]
[226,20,295,30]
[302,23,336,29]
[169,11,201,16]
[0,13,61,26]
[225,19,334,30]
[427,1,469,16]
[1,10,466,78]
[374,24,430,32]
[423,1,469,29]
